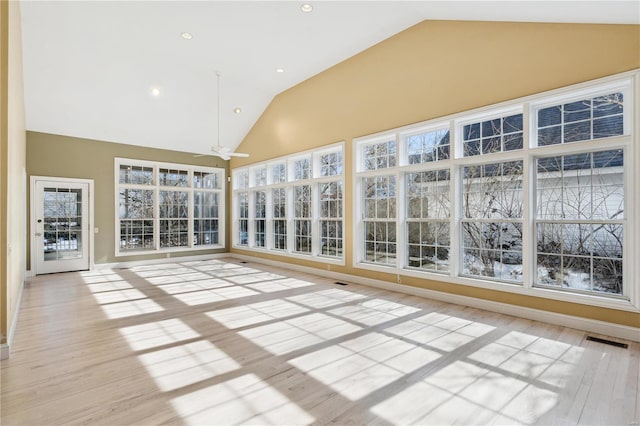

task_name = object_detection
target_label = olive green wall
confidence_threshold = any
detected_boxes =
[231,20,640,328]
[27,131,230,268]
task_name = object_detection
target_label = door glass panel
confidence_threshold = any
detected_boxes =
[43,187,83,261]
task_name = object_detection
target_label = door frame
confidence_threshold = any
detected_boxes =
[30,176,95,275]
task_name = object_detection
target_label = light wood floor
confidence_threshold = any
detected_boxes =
[1,257,638,425]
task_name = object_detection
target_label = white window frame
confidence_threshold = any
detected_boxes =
[353,70,640,312]
[114,158,225,256]
[232,142,345,265]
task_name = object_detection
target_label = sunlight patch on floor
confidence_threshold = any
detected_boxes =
[119,318,200,351]
[153,278,231,295]
[239,313,361,355]
[246,277,316,293]
[207,299,309,329]
[289,332,441,400]
[138,340,240,392]
[224,272,285,285]
[170,374,315,425]
[100,298,164,319]
[91,288,147,304]
[79,271,124,284]
[87,280,134,293]
[286,288,367,309]
[173,286,259,306]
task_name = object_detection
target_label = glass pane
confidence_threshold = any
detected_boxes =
[43,187,83,261]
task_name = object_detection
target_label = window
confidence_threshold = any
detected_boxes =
[462,113,523,156]
[536,149,624,295]
[232,143,344,263]
[254,191,266,247]
[363,139,396,170]
[253,166,267,187]
[406,170,450,272]
[407,129,450,164]
[320,151,343,176]
[294,185,312,253]
[116,159,224,255]
[363,176,396,265]
[273,188,287,250]
[462,161,523,282]
[271,163,286,184]
[194,171,220,246]
[320,181,343,257]
[294,157,312,180]
[537,92,623,146]
[354,71,636,308]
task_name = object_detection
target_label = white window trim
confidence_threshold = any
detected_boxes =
[114,158,225,256]
[353,70,640,312]
[232,142,346,266]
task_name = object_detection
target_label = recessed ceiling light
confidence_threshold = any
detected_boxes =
[181,32,193,40]
[233,107,242,114]
[276,68,285,73]
[300,4,313,13]
[151,88,160,96]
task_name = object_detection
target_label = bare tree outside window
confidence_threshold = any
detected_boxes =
[406,170,450,272]
[536,149,623,294]
[462,161,524,281]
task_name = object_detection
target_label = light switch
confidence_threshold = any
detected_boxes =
[94,227,99,234]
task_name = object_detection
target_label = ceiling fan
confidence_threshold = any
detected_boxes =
[196,71,249,161]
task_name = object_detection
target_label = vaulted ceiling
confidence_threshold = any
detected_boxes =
[20,1,640,156]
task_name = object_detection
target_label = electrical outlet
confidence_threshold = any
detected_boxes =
[397,274,402,284]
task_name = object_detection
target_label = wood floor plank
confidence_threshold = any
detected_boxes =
[1,257,638,425]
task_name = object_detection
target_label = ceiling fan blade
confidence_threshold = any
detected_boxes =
[226,152,249,158]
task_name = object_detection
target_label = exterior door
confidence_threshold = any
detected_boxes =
[34,179,91,274]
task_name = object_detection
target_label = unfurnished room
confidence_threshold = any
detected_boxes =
[1,1,639,425]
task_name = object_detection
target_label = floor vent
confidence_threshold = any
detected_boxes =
[586,336,628,349]
[335,282,349,286]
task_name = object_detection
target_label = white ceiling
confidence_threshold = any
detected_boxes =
[20,1,640,156]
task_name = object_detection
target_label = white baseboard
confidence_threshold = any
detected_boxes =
[95,253,230,271]
[230,253,640,343]
[1,279,25,360]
